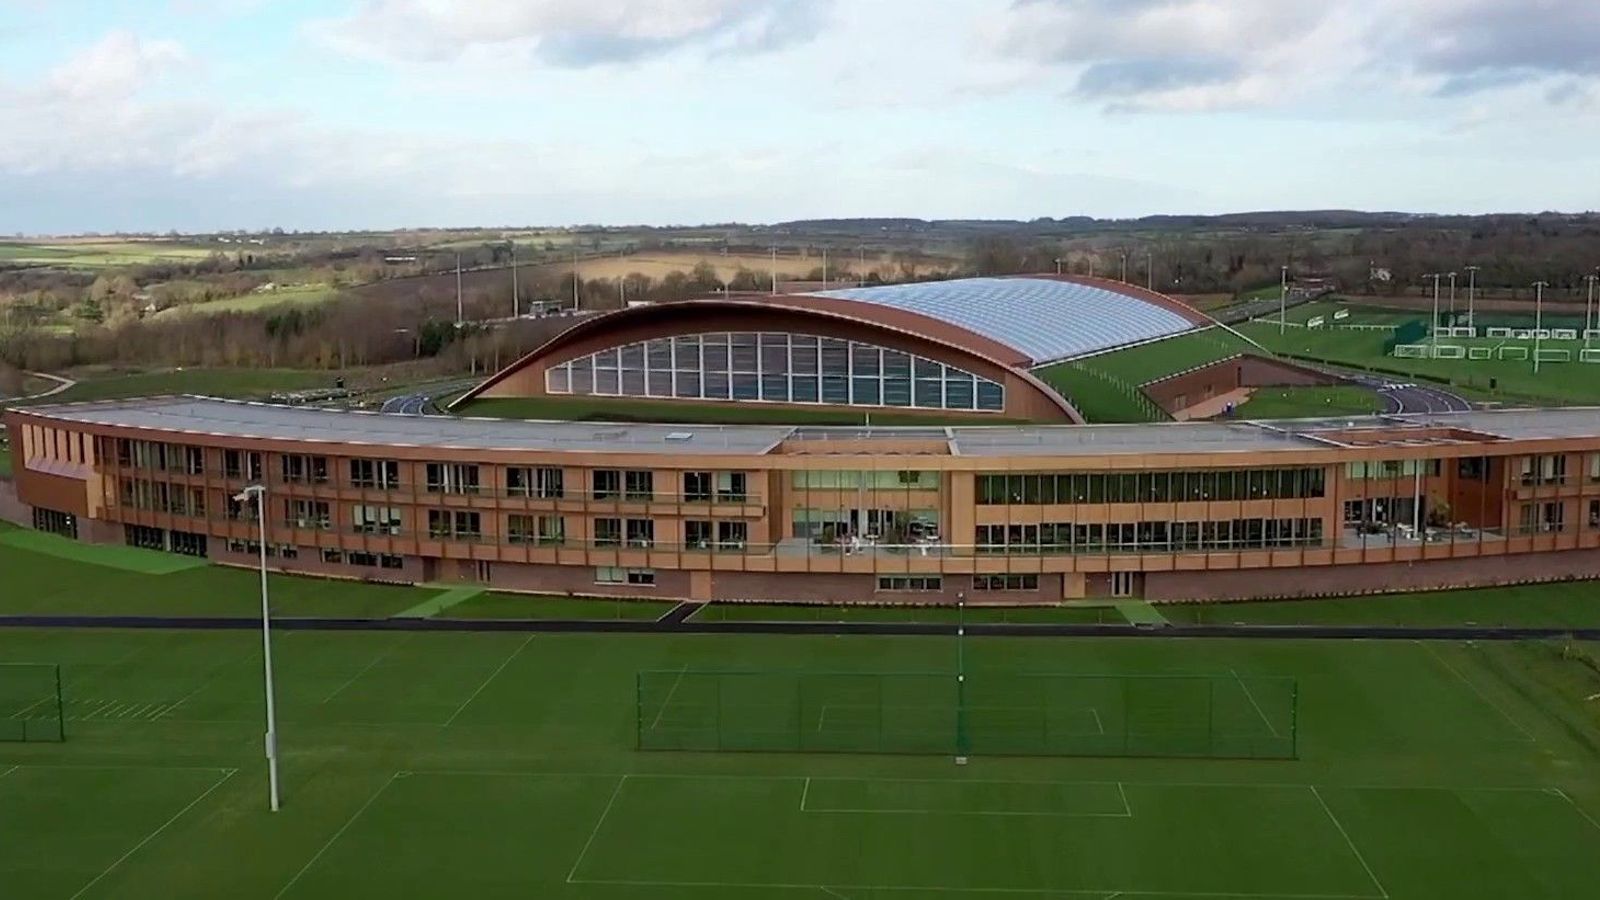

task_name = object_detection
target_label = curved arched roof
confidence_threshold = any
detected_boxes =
[808,276,1207,365]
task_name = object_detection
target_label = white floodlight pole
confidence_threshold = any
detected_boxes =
[234,484,280,812]
[770,247,777,295]
[510,241,519,319]
[572,248,580,311]
[1146,251,1154,291]
[1428,273,1441,355]
[858,247,865,287]
[1120,251,1128,283]
[1533,281,1548,375]
[1447,271,1457,318]
[1465,265,1479,328]
[1054,257,1063,276]
[1279,265,1289,335]
[1587,270,1599,342]
[455,253,463,325]
[822,249,829,288]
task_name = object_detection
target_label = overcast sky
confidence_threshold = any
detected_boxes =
[2,0,1598,233]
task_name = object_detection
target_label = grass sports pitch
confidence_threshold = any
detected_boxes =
[4,625,1600,899]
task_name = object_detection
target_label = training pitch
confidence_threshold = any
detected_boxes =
[3,625,1599,899]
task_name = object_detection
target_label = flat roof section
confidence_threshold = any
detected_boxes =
[811,277,1199,365]
[13,398,1600,459]
[19,397,796,455]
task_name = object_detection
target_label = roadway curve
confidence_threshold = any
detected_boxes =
[381,394,431,415]
[1344,373,1474,415]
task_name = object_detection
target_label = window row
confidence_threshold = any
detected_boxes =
[974,518,1326,553]
[114,440,205,475]
[118,479,208,517]
[546,331,1005,412]
[976,468,1327,505]
[792,470,939,490]
[972,574,1039,591]
[876,576,944,592]
[1345,460,1444,480]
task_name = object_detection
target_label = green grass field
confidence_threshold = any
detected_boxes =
[1239,317,1600,406]
[1166,582,1600,629]
[690,602,1121,625]
[0,240,217,269]
[456,396,1029,426]
[4,627,1600,898]
[18,369,341,406]
[155,284,342,318]
[1235,385,1386,419]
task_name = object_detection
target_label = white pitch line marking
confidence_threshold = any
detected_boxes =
[67,768,237,900]
[1230,668,1281,738]
[444,634,532,727]
[1309,785,1389,900]
[322,634,410,704]
[566,775,628,884]
[648,665,689,732]
[273,771,401,900]
[1421,643,1535,742]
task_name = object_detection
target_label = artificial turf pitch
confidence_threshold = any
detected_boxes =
[3,627,1600,899]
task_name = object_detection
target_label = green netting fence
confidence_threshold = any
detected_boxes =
[638,670,1296,760]
[0,663,65,743]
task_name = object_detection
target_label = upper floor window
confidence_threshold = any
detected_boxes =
[685,471,750,503]
[225,450,263,482]
[350,458,400,490]
[281,454,329,484]
[426,463,480,494]
[508,466,564,499]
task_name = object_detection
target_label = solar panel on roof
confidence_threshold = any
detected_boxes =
[814,277,1195,363]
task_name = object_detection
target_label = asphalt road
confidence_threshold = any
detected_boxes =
[1343,373,1475,415]
[380,394,431,415]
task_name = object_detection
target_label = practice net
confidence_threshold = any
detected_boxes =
[638,670,1296,760]
[0,663,65,742]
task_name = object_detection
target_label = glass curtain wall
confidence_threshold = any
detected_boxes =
[546,332,1005,412]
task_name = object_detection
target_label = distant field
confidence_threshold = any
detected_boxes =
[455,395,1028,426]
[559,249,957,284]
[155,284,341,318]
[1239,317,1600,405]
[22,368,339,405]
[0,240,217,268]
[1236,385,1386,419]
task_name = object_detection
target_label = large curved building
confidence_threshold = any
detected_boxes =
[9,394,1600,605]
[454,275,1216,423]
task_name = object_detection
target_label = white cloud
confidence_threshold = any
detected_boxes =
[45,30,189,100]
[311,0,831,67]
[994,0,1600,112]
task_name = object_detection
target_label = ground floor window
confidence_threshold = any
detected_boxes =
[380,554,405,570]
[32,507,77,539]
[972,574,1038,591]
[168,530,208,558]
[321,548,343,564]
[124,524,166,551]
[1111,572,1138,597]
[597,566,655,586]
[877,576,942,592]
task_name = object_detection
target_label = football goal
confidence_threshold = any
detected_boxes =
[637,669,1298,761]
[0,663,65,743]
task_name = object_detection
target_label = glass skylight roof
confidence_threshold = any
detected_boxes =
[814,277,1197,363]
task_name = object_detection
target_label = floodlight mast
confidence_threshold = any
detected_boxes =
[955,590,968,765]
[1279,265,1289,335]
[1533,281,1549,374]
[233,484,280,812]
[1464,265,1479,328]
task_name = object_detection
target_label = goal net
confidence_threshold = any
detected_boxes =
[0,663,64,742]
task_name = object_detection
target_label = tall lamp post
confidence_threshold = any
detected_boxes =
[1533,281,1548,375]
[1464,265,1479,329]
[1119,251,1128,284]
[234,484,281,812]
[509,241,519,319]
[1447,271,1457,320]
[1586,270,1599,346]
[1279,265,1289,335]
[1426,273,1442,356]
[955,590,967,765]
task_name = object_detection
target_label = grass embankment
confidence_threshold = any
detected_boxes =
[456,396,1029,426]
[18,369,343,406]
[1033,327,1259,423]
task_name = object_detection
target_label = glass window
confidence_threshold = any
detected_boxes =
[792,376,820,403]
[761,373,789,402]
[821,375,850,404]
[703,370,730,399]
[851,377,880,406]
[732,373,760,400]
[851,345,880,375]
[790,336,819,373]
[883,376,912,407]
[945,375,975,410]
[976,381,1004,411]
[913,378,942,408]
